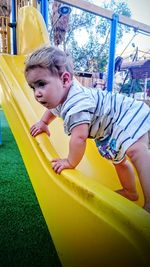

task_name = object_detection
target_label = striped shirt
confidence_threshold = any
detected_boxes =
[50,80,150,163]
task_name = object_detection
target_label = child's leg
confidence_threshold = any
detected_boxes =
[126,133,150,213]
[114,158,139,201]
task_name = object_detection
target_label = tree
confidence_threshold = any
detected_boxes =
[49,0,131,72]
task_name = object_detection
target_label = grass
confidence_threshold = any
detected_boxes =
[0,111,62,267]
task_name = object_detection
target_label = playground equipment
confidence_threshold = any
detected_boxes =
[0,3,10,53]
[0,1,150,267]
[120,59,150,98]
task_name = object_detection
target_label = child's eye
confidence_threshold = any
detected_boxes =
[38,81,45,87]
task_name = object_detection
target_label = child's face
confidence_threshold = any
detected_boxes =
[26,67,72,109]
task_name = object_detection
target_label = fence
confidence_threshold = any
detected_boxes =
[16,0,37,9]
[0,16,10,53]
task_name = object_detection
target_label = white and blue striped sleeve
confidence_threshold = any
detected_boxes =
[65,110,93,134]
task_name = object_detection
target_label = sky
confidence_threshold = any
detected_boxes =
[93,0,150,58]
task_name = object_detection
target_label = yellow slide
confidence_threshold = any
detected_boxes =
[0,7,150,267]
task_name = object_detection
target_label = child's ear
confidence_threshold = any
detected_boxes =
[61,72,71,84]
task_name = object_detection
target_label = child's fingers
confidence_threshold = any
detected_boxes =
[30,127,35,135]
[30,127,38,136]
[30,127,40,137]
[30,124,50,137]
[54,165,64,174]
[56,165,64,174]
[51,159,73,174]
[52,162,62,174]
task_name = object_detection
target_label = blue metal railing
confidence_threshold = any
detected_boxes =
[10,0,49,55]
[38,0,48,28]
[11,0,17,54]
[107,14,119,92]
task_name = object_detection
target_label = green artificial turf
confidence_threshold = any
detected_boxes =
[0,111,62,267]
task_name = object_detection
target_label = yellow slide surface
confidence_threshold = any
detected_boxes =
[0,7,150,267]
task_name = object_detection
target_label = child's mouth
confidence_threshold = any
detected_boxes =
[38,101,51,108]
[40,101,47,105]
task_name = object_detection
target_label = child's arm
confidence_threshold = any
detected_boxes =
[52,124,89,174]
[30,110,56,137]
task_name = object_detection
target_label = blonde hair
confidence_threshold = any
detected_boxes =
[25,45,74,78]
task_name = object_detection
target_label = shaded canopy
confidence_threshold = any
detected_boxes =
[120,59,150,79]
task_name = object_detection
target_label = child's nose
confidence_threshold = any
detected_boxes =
[34,89,42,98]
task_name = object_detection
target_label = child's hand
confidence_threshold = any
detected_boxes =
[51,158,74,174]
[30,121,50,137]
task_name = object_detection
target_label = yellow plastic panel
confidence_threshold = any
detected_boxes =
[0,6,150,267]
[17,6,50,55]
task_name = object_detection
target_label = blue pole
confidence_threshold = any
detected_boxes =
[107,14,118,92]
[11,0,17,54]
[40,0,48,28]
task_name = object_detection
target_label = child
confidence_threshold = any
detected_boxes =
[25,45,150,213]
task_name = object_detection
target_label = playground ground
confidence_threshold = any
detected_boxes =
[0,110,62,267]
